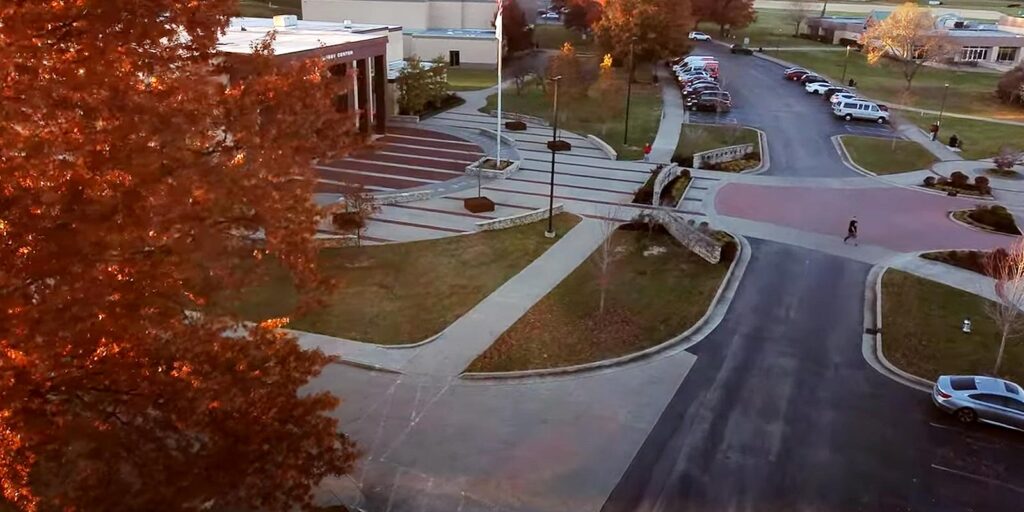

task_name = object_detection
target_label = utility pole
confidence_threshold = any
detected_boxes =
[546,76,562,238]
[937,83,950,126]
[820,0,829,17]
[840,45,851,84]
[623,37,636,145]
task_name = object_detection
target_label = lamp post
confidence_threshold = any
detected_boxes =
[623,37,636,145]
[546,75,563,238]
[937,83,950,126]
[840,45,851,84]
[820,0,829,17]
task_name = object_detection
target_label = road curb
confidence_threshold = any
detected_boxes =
[831,134,877,178]
[742,127,771,175]
[460,233,752,380]
[862,263,933,393]
[947,210,1019,237]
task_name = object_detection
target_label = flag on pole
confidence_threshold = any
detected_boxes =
[495,0,503,41]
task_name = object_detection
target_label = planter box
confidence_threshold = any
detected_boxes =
[547,140,572,152]
[465,156,521,179]
[464,196,496,213]
[505,120,527,131]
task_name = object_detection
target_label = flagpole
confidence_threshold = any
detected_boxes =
[495,1,503,167]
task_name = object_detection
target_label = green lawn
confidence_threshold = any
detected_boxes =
[237,0,302,17]
[898,110,1024,160]
[673,124,761,162]
[882,270,1024,384]
[222,214,580,345]
[467,228,729,372]
[863,0,1024,16]
[534,25,594,51]
[840,135,937,174]
[779,50,1023,121]
[698,10,840,49]
[446,67,498,91]
[483,69,661,160]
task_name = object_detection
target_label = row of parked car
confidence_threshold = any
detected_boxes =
[782,66,891,124]
[669,55,732,113]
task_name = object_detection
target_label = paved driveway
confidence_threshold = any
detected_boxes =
[686,43,898,178]
[602,241,1024,512]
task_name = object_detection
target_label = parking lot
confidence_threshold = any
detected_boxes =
[679,42,902,178]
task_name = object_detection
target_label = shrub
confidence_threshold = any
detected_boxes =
[672,154,695,167]
[720,240,739,263]
[937,176,950,185]
[994,147,1023,171]
[950,171,969,187]
[680,168,691,179]
[632,168,661,205]
[923,176,936,187]
[974,175,991,194]
[996,65,1024,107]
[969,205,1019,235]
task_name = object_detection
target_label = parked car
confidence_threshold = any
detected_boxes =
[785,69,811,81]
[833,99,890,124]
[692,96,732,112]
[830,92,858,104]
[679,75,714,86]
[933,375,1024,431]
[799,74,828,85]
[540,12,560,20]
[730,44,754,55]
[804,81,833,94]
[688,31,712,41]
[672,55,715,68]
[686,90,731,110]
[822,87,850,101]
[682,83,720,98]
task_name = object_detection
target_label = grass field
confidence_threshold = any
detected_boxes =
[779,50,1022,121]
[223,214,581,345]
[882,270,1024,384]
[534,25,595,52]
[674,124,761,161]
[446,67,498,91]
[840,135,937,174]
[467,228,729,372]
[483,69,661,160]
[698,10,842,49]
[898,111,1024,160]
[237,0,302,17]
[864,0,1024,16]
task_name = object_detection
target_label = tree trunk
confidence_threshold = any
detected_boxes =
[719,23,727,37]
[599,286,606,314]
[995,329,1010,374]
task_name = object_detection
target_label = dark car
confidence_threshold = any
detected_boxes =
[823,87,850,101]
[687,91,731,110]
[691,96,732,112]
[730,44,754,55]
[682,83,720,98]
[785,69,810,81]
[800,74,827,85]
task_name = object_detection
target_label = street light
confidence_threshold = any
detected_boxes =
[937,83,950,127]
[623,37,637,145]
[820,0,829,17]
[840,45,851,84]
[546,75,563,238]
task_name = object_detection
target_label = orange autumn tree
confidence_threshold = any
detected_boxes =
[0,1,362,511]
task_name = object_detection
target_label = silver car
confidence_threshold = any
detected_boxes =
[933,375,1024,430]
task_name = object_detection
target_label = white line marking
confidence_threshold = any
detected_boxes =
[931,464,1024,495]
[383,142,483,157]
[315,165,440,184]
[344,157,464,175]
[385,133,480,147]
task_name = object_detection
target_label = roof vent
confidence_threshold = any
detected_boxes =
[273,15,298,28]
[344,19,352,28]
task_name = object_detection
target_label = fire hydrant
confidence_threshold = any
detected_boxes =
[962,318,972,334]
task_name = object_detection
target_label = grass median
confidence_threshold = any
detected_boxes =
[222,213,581,345]
[534,25,594,51]
[839,135,937,174]
[698,10,838,49]
[483,70,661,160]
[446,67,498,91]
[898,111,1024,160]
[467,228,729,372]
[881,270,1024,384]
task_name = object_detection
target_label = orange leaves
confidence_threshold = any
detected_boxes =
[258,317,291,330]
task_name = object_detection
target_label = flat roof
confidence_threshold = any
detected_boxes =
[405,28,497,39]
[218,17,388,55]
[947,28,1024,38]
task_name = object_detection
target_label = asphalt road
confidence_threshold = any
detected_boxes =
[683,43,898,178]
[602,240,1024,512]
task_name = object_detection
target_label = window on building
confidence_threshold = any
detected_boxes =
[997,46,1019,63]
[449,50,460,67]
[959,46,991,62]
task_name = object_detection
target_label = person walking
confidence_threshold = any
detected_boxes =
[843,216,858,245]
[643,142,652,162]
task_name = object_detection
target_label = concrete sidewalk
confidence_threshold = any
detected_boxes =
[400,218,609,376]
[650,65,683,164]
[896,122,963,162]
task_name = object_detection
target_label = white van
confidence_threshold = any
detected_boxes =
[833,99,890,124]
[673,56,716,71]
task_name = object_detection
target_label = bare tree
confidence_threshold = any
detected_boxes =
[787,0,815,37]
[862,3,954,91]
[334,183,382,246]
[983,239,1024,375]
[994,146,1024,172]
[595,208,623,315]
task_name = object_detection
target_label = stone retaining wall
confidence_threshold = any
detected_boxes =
[372,189,433,206]
[586,134,618,160]
[694,143,754,169]
[651,164,681,206]
[653,211,722,264]
[465,156,521,179]
[476,204,564,231]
